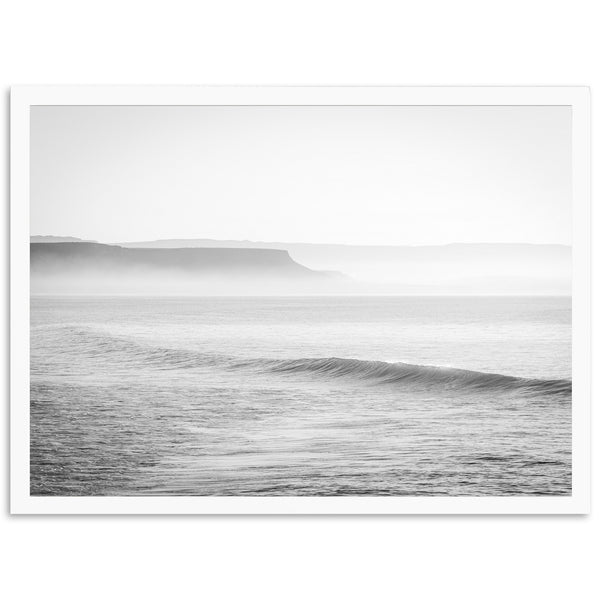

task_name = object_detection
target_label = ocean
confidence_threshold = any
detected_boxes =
[30,295,572,496]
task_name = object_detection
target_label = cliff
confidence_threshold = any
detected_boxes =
[30,242,340,294]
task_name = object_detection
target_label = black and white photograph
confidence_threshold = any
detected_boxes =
[10,86,590,513]
[3,4,599,599]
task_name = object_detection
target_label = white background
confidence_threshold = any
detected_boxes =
[0,1,597,599]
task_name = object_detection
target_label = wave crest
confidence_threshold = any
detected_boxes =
[44,325,571,396]
[248,356,571,396]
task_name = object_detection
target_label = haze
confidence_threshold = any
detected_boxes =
[30,105,572,246]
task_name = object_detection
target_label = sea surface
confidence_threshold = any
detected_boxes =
[30,295,572,496]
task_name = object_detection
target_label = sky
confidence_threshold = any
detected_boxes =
[30,105,572,246]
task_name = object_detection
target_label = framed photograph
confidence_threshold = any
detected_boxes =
[10,86,590,514]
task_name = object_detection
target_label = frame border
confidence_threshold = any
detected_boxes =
[10,86,591,514]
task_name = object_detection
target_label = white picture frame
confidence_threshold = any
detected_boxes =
[10,86,591,514]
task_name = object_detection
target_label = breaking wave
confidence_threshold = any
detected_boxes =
[43,325,571,397]
[248,356,572,396]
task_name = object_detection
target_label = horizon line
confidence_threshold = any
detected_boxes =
[29,235,573,249]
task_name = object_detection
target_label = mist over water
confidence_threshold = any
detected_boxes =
[30,295,571,496]
[30,240,571,295]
